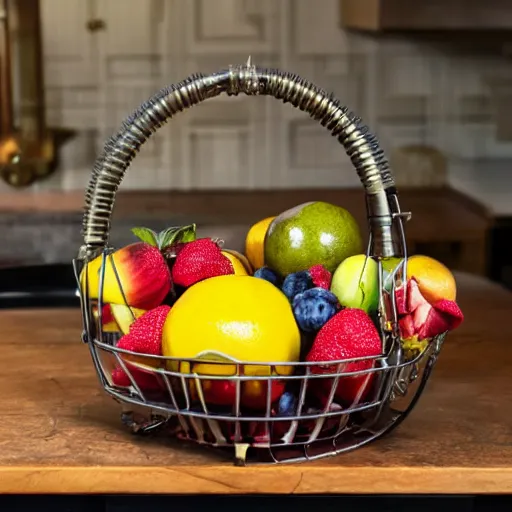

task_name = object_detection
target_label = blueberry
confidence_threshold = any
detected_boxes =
[277,392,297,417]
[282,271,313,301]
[292,287,339,332]
[254,266,281,287]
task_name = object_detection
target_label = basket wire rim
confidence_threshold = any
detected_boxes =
[71,60,448,465]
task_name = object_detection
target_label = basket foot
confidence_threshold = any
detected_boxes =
[234,443,250,466]
[121,410,169,435]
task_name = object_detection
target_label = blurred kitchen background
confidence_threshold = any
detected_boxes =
[1,0,511,293]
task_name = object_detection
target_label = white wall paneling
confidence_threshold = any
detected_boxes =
[41,0,99,89]
[39,0,512,192]
[184,0,279,56]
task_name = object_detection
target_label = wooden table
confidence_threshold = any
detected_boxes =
[0,272,510,495]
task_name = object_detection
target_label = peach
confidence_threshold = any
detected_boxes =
[80,242,171,310]
[406,255,457,304]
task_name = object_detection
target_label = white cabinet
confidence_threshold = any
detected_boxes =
[42,0,457,192]
[40,0,101,189]
[96,0,164,58]
[95,0,167,189]
[40,0,367,190]
[41,0,99,130]
[41,0,169,189]
[41,0,98,89]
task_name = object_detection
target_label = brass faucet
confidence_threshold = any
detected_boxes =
[0,0,71,187]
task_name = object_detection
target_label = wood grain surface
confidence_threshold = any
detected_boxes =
[0,272,510,495]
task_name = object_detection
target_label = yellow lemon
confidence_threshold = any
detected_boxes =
[245,216,275,270]
[221,250,252,275]
[162,275,300,376]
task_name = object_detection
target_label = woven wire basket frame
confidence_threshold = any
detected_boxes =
[73,60,445,465]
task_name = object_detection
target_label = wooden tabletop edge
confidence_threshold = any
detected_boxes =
[1,466,511,495]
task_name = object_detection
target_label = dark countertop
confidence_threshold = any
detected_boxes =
[0,187,493,275]
[0,211,248,265]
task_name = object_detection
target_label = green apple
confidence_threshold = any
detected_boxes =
[330,254,379,314]
[264,201,363,276]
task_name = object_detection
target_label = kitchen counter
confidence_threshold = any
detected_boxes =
[0,187,493,275]
[0,271,510,495]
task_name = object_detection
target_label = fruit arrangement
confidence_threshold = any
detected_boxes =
[80,200,464,445]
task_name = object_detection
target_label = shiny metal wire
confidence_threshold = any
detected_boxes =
[74,61,443,466]
[80,62,396,260]
[73,228,442,466]
[80,316,443,465]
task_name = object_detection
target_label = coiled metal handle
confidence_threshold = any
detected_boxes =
[81,61,398,259]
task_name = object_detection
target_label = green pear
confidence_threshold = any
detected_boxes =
[330,254,379,314]
[264,201,363,276]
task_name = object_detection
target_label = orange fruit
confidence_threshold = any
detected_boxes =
[245,216,275,270]
[406,255,457,303]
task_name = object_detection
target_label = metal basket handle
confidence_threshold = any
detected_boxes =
[80,60,399,260]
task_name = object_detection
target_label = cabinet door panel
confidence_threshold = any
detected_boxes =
[95,0,166,190]
[41,0,98,87]
[96,0,164,57]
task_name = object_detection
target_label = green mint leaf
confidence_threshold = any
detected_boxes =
[179,223,197,243]
[156,226,180,249]
[131,227,158,246]
[157,223,197,250]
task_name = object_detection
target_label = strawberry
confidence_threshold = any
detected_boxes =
[112,305,170,391]
[116,304,170,355]
[306,308,382,405]
[111,366,162,391]
[308,265,332,290]
[82,224,197,311]
[171,238,234,287]
[396,277,425,315]
[424,299,464,335]
[396,278,464,341]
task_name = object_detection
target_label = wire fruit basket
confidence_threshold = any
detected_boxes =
[73,61,461,466]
